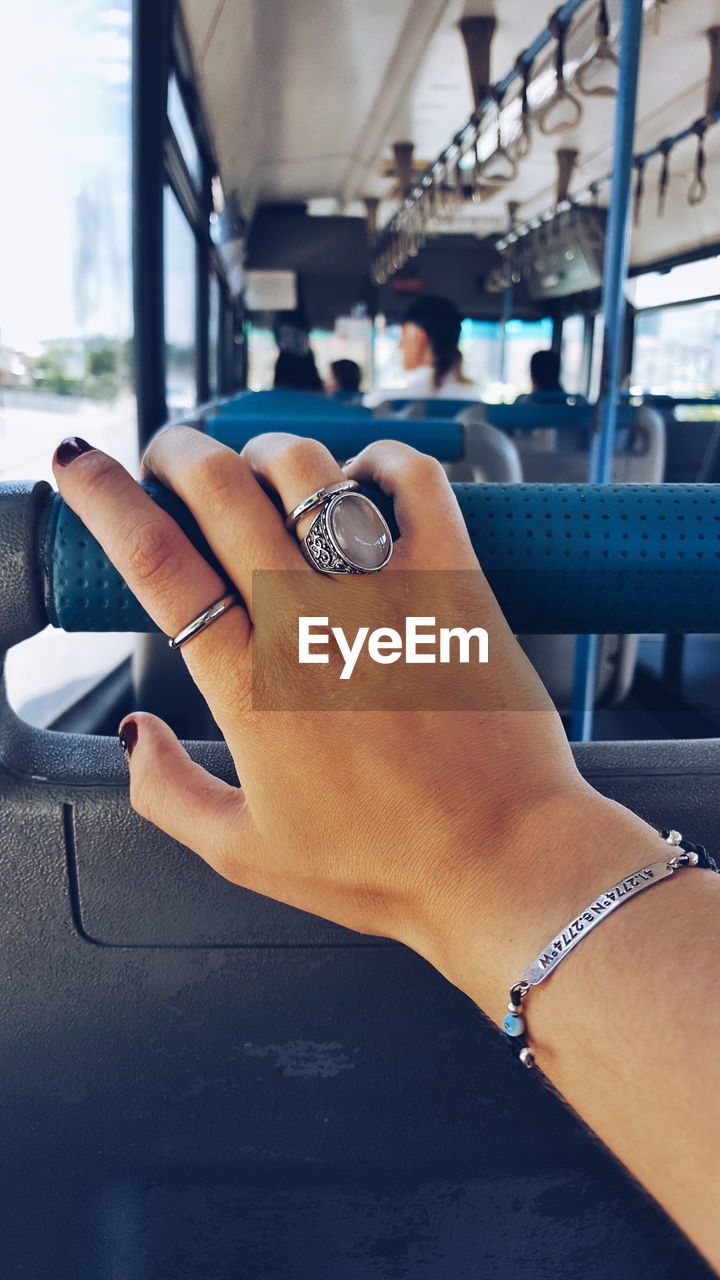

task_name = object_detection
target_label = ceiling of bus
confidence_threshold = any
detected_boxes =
[181,0,720,273]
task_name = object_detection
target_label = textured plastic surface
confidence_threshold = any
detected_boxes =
[206,414,465,461]
[0,701,717,1278]
[44,483,720,634]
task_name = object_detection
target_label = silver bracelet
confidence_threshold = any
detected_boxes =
[504,829,711,1069]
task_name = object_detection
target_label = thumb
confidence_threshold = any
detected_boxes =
[119,712,250,880]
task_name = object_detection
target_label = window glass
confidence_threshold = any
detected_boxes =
[499,318,553,401]
[589,314,604,402]
[370,316,552,403]
[168,73,201,188]
[164,187,197,414]
[561,315,586,396]
[209,274,221,395]
[632,300,720,401]
[0,0,137,727]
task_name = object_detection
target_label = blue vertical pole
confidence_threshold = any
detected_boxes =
[570,0,645,742]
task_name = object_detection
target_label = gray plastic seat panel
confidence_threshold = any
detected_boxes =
[0,720,716,1278]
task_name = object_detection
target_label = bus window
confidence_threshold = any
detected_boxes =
[502,318,553,399]
[560,315,587,396]
[632,300,720,408]
[208,273,221,396]
[0,0,137,728]
[168,72,202,191]
[164,186,198,415]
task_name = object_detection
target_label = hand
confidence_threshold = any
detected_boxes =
[53,428,597,1006]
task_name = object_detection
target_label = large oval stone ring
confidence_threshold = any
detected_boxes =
[286,480,393,575]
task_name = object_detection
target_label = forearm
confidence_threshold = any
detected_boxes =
[431,793,720,1273]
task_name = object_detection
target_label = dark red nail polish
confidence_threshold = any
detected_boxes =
[56,437,94,467]
[118,718,138,757]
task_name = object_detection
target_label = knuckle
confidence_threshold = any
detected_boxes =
[186,450,239,510]
[282,437,332,473]
[408,451,447,486]
[125,518,183,592]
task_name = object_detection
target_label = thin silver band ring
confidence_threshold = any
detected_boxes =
[285,479,359,531]
[168,592,239,650]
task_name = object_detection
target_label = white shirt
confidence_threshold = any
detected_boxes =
[363,365,479,409]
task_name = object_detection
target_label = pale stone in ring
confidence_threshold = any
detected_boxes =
[327,493,392,571]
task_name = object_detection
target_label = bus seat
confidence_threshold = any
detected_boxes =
[206,414,519,484]
[213,389,372,419]
[461,408,665,714]
[371,397,482,419]
[664,415,720,483]
[204,415,465,464]
[2,479,720,1279]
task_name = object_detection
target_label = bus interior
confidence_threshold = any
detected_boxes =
[1,0,720,1276]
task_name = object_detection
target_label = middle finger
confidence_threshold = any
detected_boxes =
[142,425,304,597]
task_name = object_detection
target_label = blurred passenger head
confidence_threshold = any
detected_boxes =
[273,309,312,357]
[272,309,323,391]
[326,359,361,394]
[273,351,324,392]
[400,295,464,388]
[530,349,562,391]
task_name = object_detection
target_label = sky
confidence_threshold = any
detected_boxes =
[0,1,133,353]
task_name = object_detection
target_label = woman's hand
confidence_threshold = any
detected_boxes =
[53,427,601,1009]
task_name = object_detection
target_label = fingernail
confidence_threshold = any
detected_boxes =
[118,718,138,757]
[342,456,356,468]
[56,437,94,467]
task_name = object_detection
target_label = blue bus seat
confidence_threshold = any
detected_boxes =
[204,415,524,486]
[458,407,666,714]
[33,482,720,636]
[214,389,372,419]
[205,415,465,464]
[372,396,482,419]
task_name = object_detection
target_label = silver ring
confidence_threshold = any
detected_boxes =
[168,593,239,650]
[285,479,360,531]
[296,490,393,576]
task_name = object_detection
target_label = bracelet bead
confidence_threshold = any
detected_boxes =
[502,1012,526,1037]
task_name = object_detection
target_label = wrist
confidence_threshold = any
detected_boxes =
[415,787,664,1019]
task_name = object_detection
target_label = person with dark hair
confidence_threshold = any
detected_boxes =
[516,349,586,404]
[273,351,324,393]
[325,359,362,395]
[530,348,563,392]
[272,311,324,393]
[365,295,477,408]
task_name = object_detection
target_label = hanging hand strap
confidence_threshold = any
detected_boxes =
[688,118,708,206]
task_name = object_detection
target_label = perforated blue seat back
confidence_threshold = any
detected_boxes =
[41,482,720,635]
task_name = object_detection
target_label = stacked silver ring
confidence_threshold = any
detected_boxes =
[286,480,393,575]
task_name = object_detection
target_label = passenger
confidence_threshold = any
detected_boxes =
[272,310,324,392]
[273,350,324,392]
[53,428,720,1275]
[364,295,478,408]
[516,349,586,403]
[325,358,362,396]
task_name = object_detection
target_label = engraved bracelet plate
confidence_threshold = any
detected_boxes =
[523,860,677,987]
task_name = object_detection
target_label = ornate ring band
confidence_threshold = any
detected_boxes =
[168,592,239,650]
[295,490,393,576]
[285,479,360,530]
